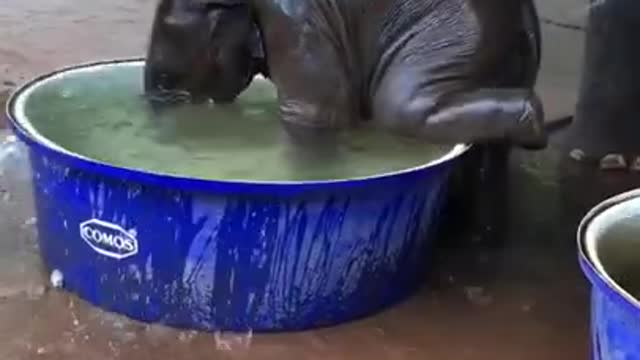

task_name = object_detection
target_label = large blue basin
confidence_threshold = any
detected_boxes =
[5,59,468,332]
[579,189,640,359]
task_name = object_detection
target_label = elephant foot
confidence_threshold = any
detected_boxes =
[568,149,640,172]
[600,154,627,171]
[569,149,586,162]
[630,156,640,172]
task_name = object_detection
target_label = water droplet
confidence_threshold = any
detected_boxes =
[214,330,253,351]
[27,285,47,300]
[243,108,265,117]
[22,217,37,228]
[50,269,64,288]
[463,286,493,306]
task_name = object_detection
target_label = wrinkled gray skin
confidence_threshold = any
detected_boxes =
[145,0,547,149]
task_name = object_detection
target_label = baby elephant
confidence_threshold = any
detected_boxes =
[145,0,547,148]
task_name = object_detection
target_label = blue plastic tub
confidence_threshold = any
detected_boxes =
[5,59,469,332]
[579,189,640,359]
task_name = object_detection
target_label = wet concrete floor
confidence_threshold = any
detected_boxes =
[0,0,629,359]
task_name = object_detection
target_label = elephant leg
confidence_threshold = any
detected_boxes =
[255,3,357,141]
[371,4,547,149]
[373,67,547,149]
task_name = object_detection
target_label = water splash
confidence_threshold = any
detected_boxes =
[0,135,31,182]
[50,270,64,289]
[213,330,253,352]
[0,134,33,206]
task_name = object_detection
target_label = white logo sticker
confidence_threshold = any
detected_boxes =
[79,219,139,260]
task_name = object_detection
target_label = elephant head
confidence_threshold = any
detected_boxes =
[144,0,265,105]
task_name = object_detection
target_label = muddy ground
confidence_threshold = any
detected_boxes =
[0,1,590,359]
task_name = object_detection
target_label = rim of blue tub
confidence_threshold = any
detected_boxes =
[578,188,640,313]
[5,58,470,195]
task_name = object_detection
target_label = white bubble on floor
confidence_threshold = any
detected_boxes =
[50,270,64,289]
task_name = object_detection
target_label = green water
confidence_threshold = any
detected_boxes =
[22,63,452,181]
[594,213,640,300]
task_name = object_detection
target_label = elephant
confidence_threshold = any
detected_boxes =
[144,0,547,149]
